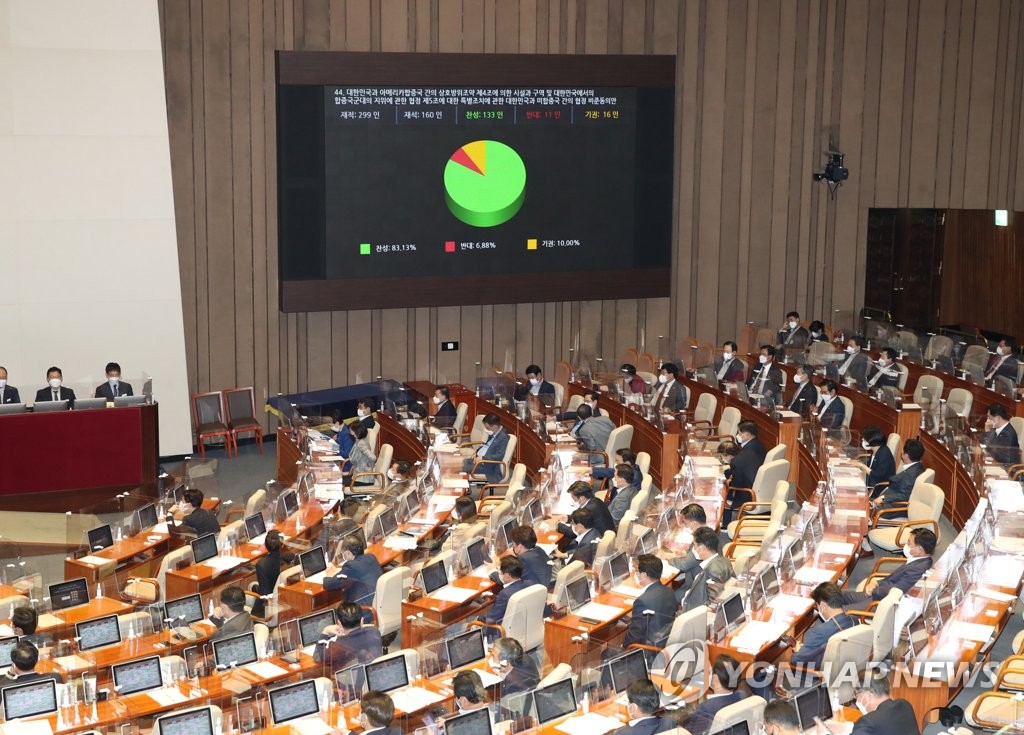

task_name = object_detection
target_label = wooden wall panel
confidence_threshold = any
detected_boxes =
[158,0,1024,428]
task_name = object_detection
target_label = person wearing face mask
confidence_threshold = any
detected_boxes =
[620,363,648,395]
[746,345,783,400]
[344,422,377,486]
[516,364,556,405]
[555,481,615,538]
[680,527,734,612]
[94,361,133,400]
[841,528,935,610]
[984,403,1020,465]
[553,507,601,568]
[652,362,687,412]
[871,439,925,511]
[358,691,401,735]
[787,364,818,415]
[592,448,642,496]
[440,495,484,556]
[490,525,553,589]
[668,503,709,600]
[713,341,746,383]
[491,637,539,698]
[431,386,457,428]
[575,404,616,463]
[452,670,495,722]
[833,336,871,389]
[251,530,285,618]
[380,459,414,502]
[808,320,828,342]
[34,366,76,403]
[610,679,677,735]
[722,421,767,525]
[686,654,746,735]
[776,311,809,349]
[207,586,254,642]
[557,389,603,427]
[812,379,845,429]
[760,701,801,735]
[177,487,221,536]
[785,584,854,669]
[482,556,528,631]
[985,338,1019,382]
[355,398,376,428]
[622,554,678,649]
[865,348,901,389]
[462,414,509,484]
[323,533,383,608]
[858,425,896,494]
[850,671,920,735]
[0,367,20,405]
[606,464,642,525]
[314,601,382,667]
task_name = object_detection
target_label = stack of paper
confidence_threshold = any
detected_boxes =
[430,586,478,604]
[816,541,855,556]
[793,567,835,585]
[730,621,788,652]
[242,661,289,679]
[949,621,996,642]
[202,555,247,572]
[574,602,623,622]
[767,595,812,615]
[53,654,92,672]
[289,718,335,735]
[148,687,189,706]
[383,536,418,551]
[989,481,1024,513]
[390,686,445,713]
[554,712,623,735]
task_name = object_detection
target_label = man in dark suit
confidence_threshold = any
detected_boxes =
[314,601,382,667]
[499,525,552,589]
[787,364,818,416]
[872,439,925,510]
[463,413,510,484]
[251,530,284,618]
[356,398,377,428]
[358,691,402,735]
[852,671,921,735]
[747,345,783,401]
[680,527,735,612]
[179,488,221,536]
[667,503,708,589]
[558,390,603,426]
[611,679,676,735]
[860,425,897,494]
[623,554,678,649]
[553,508,601,568]
[323,533,383,608]
[836,336,872,389]
[208,586,255,642]
[556,482,615,537]
[984,403,1020,465]
[762,700,802,735]
[652,362,687,412]
[784,582,855,669]
[843,529,935,610]
[813,379,845,429]
[722,421,767,525]
[94,361,134,399]
[866,348,902,390]
[776,311,809,349]
[483,557,528,630]
[518,364,556,405]
[431,386,458,428]
[491,637,539,696]
[34,366,76,403]
[687,654,747,735]
[714,341,746,383]
[0,642,63,697]
[984,339,1020,382]
[0,366,20,404]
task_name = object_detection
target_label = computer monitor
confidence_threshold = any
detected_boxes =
[244,513,267,542]
[298,609,337,647]
[299,547,328,579]
[365,655,409,693]
[48,577,89,610]
[398,489,420,522]
[135,503,159,532]
[87,524,114,551]
[464,537,488,571]
[533,677,577,725]
[112,655,165,696]
[792,684,833,731]
[280,489,299,517]
[564,577,590,612]
[377,508,399,539]
[608,648,648,694]
[73,397,108,411]
[112,395,147,407]
[212,632,259,668]
[190,534,219,564]
[0,403,26,416]
[334,664,368,701]
[521,498,542,525]
[633,527,657,555]
[759,565,781,599]
[0,636,19,667]
[2,678,58,721]
[445,629,485,671]
[164,593,205,626]
[158,707,215,735]
[602,552,630,588]
[33,400,69,413]
[75,614,121,651]
[172,483,187,505]
[268,680,321,725]
[722,592,746,633]
[495,518,517,555]
[444,706,493,735]
[420,560,449,595]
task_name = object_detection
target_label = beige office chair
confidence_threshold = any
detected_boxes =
[482,461,527,499]
[594,530,617,564]
[628,476,653,516]
[946,387,973,418]
[868,482,944,552]
[635,451,651,477]
[123,545,192,605]
[886,432,903,462]
[665,604,709,648]
[848,588,902,662]
[353,442,393,489]
[893,362,909,391]
[839,396,853,428]
[764,443,786,463]
[374,566,412,643]
[455,414,488,453]
[538,664,573,688]
[487,583,547,652]
[224,488,266,524]
[911,375,945,407]
[550,561,585,610]
[710,696,766,735]
[484,501,513,538]
[702,406,742,449]
[253,623,270,652]
[819,625,874,703]
[367,423,381,452]
[469,435,517,485]
[565,394,584,415]
[595,424,634,467]
[924,335,955,362]
[727,496,789,541]
[961,345,989,381]
[218,519,245,547]
[450,403,469,435]
[808,340,838,367]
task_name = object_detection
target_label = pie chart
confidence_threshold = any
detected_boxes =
[444,140,526,227]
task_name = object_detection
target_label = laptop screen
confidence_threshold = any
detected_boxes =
[75,614,121,651]
[190,534,219,564]
[213,632,259,668]
[164,594,205,626]
[281,489,299,517]
[421,561,449,595]
[793,684,833,731]
[444,706,493,735]
[377,508,399,538]
[607,553,629,585]
[49,578,90,611]
[400,490,420,520]
[533,678,577,724]
[565,578,590,611]
[113,655,164,696]
[608,648,648,694]
[158,707,215,735]
[495,518,517,555]
[87,524,114,551]
[365,655,409,693]
[298,609,337,647]
[269,680,320,725]
[0,636,19,667]
[722,592,745,630]
[446,629,485,670]
[759,565,780,599]
[465,538,488,570]
[2,678,58,721]
[244,513,267,541]
[299,547,328,578]
[136,504,159,531]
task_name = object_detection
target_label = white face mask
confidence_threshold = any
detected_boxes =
[108,376,120,386]
[811,331,821,338]
[758,355,768,364]
[357,408,368,417]
[862,439,871,450]
[658,374,668,384]
[789,321,798,329]
[735,433,744,443]
[877,359,888,367]
[0,380,6,389]
[903,543,914,559]
[845,346,856,354]
[432,395,441,405]
[485,428,494,436]
[856,701,869,715]
[997,346,1007,356]
[529,377,540,386]
[816,608,826,622]
[794,374,804,384]
[48,378,62,389]
[387,470,397,481]
[722,351,733,361]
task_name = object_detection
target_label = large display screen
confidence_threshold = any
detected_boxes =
[277,52,674,311]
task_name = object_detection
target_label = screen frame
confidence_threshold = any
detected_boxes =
[443,705,493,735]
[75,613,122,652]
[190,533,219,564]
[445,628,486,671]
[48,577,90,611]
[212,632,259,668]
[158,706,215,735]
[532,676,577,725]
[112,655,165,696]
[268,679,321,725]
[365,654,410,693]
[164,593,205,626]
[2,678,58,721]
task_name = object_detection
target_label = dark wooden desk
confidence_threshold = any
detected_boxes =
[401,575,497,649]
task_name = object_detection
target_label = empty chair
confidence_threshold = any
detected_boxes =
[224,488,266,525]
[450,402,469,435]
[727,496,789,541]
[224,387,263,454]
[191,391,234,458]
[375,566,412,643]
[596,425,634,467]
[635,451,651,477]
[912,375,944,407]
[764,443,786,463]
[946,387,973,418]
[123,545,192,604]
[961,344,989,381]
[689,393,717,432]
[924,334,954,362]
[886,432,902,462]
[628,476,653,516]
[868,482,944,552]
[701,406,742,449]
[549,382,566,411]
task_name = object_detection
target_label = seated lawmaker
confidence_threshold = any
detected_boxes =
[576,404,615,462]
[985,339,1019,382]
[324,533,383,607]
[491,637,539,697]
[345,422,377,485]
[787,364,818,415]
[8,607,48,650]
[623,554,678,649]
[813,379,845,429]
[559,390,603,427]
[747,345,783,401]
[687,655,747,735]
[871,439,926,510]
[462,414,509,484]
[620,363,647,395]
[842,528,935,610]
[762,701,802,735]
[0,366,20,404]
[95,361,133,399]
[866,348,901,390]
[431,386,457,428]
[0,642,63,695]
[491,525,552,589]
[714,341,746,383]
[836,336,872,388]
[178,488,220,536]
[251,530,285,618]
[722,421,766,525]
[858,425,897,493]
[606,464,641,525]
[612,679,677,735]
[784,582,854,669]
[668,503,709,590]
[680,527,734,612]
[592,448,642,496]
[652,362,687,412]
[852,671,921,735]
[314,601,382,667]
[482,557,528,631]
[553,508,601,568]
[208,587,254,642]
[984,403,1020,465]
[808,320,828,342]
[556,481,615,536]
[777,311,809,349]
[359,691,401,735]
[34,366,75,403]
[516,364,555,404]
[440,496,482,555]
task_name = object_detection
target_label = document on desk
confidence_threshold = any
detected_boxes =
[793,567,835,585]
[288,717,336,735]
[574,602,623,623]
[201,555,248,573]
[981,556,1024,587]
[816,541,855,557]
[555,712,623,735]
[383,535,418,551]
[971,587,1016,603]
[609,583,642,598]
[389,685,445,713]
[832,508,867,519]
[991,537,1024,554]
[314,484,347,502]
[76,555,113,567]
[443,478,470,489]
[37,613,63,628]
[429,496,458,512]
[989,481,1024,513]
[949,621,996,642]
[730,621,789,652]
[0,721,52,735]
[53,654,92,672]
[148,687,189,706]
[242,661,289,679]
[429,586,478,604]
[537,543,558,556]
[693,465,721,479]
[767,594,812,615]
[304,571,327,585]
